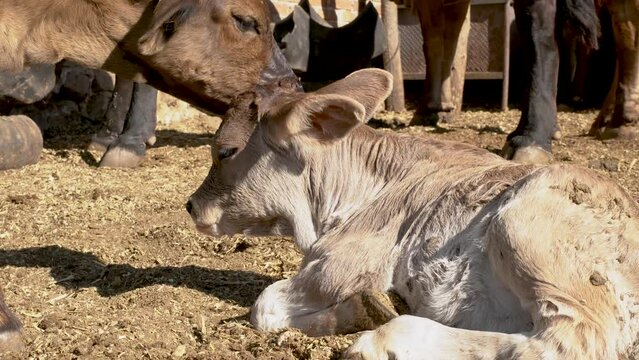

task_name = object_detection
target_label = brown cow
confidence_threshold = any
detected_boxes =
[0,0,299,351]
[0,0,299,166]
[188,69,639,359]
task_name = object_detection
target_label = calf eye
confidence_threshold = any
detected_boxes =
[233,15,259,34]
[218,147,238,160]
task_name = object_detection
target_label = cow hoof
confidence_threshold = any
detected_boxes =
[146,135,157,147]
[503,145,553,165]
[99,147,144,168]
[409,112,440,127]
[0,330,24,352]
[89,133,119,153]
[597,126,638,140]
[359,291,399,326]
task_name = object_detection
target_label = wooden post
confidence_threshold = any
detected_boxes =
[382,0,405,112]
[447,4,471,121]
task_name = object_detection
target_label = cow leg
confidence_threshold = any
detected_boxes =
[502,0,558,164]
[597,13,639,140]
[590,65,618,134]
[0,288,23,352]
[346,166,638,359]
[251,278,397,337]
[251,232,399,336]
[411,0,470,126]
[99,82,157,168]
[89,77,135,152]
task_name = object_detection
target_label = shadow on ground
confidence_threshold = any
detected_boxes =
[0,246,272,307]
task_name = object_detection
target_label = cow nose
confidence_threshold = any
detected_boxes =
[185,200,194,215]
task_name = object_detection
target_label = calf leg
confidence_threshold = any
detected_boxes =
[251,231,400,336]
[502,0,558,164]
[251,278,397,336]
[0,289,23,352]
[99,82,158,168]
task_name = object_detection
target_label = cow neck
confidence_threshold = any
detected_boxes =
[304,126,415,240]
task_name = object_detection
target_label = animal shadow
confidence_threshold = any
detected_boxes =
[0,246,273,307]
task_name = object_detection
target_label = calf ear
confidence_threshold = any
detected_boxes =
[315,68,393,120]
[264,94,366,150]
[137,0,195,56]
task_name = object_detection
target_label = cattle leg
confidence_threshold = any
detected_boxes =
[89,77,135,152]
[0,288,23,352]
[251,278,398,336]
[99,82,158,168]
[596,14,639,140]
[410,0,471,126]
[502,0,558,164]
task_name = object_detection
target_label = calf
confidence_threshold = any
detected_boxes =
[0,0,298,167]
[189,69,639,359]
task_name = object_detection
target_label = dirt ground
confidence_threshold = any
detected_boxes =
[1,96,638,360]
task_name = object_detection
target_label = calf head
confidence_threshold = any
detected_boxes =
[123,0,299,113]
[187,69,392,245]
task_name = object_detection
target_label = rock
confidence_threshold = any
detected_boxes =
[0,64,56,105]
[85,91,113,121]
[56,61,95,102]
[92,70,114,93]
[0,115,43,170]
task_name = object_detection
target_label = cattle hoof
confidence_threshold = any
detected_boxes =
[146,135,157,147]
[503,145,553,165]
[99,147,145,168]
[359,291,399,325]
[0,330,25,352]
[89,133,119,153]
[409,112,440,127]
[597,126,638,140]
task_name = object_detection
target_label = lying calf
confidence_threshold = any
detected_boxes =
[188,69,639,359]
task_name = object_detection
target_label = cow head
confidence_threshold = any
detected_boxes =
[121,0,300,114]
[186,69,392,244]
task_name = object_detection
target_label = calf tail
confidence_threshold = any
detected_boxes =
[559,0,601,50]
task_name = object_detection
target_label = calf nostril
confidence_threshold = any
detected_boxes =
[185,200,193,215]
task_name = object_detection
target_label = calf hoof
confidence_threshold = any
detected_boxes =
[409,112,440,127]
[596,126,638,140]
[0,330,24,352]
[502,144,553,165]
[99,146,145,168]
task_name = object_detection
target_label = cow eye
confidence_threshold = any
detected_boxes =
[218,147,238,160]
[233,15,259,34]
[162,21,176,37]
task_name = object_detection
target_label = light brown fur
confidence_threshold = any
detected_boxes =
[189,69,639,359]
[0,0,295,113]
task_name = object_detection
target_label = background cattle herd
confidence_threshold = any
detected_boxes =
[1,0,639,359]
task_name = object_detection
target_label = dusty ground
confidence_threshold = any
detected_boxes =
[1,97,638,359]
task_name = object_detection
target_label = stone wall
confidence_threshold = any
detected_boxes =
[270,0,382,26]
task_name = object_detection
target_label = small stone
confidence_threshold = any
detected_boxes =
[172,344,187,358]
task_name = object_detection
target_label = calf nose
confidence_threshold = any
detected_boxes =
[185,200,194,215]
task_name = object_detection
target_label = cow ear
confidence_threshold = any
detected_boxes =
[263,94,366,151]
[138,0,195,56]
[315,68,393,120]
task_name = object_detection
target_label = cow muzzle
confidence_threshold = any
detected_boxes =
[259,40,302,92]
